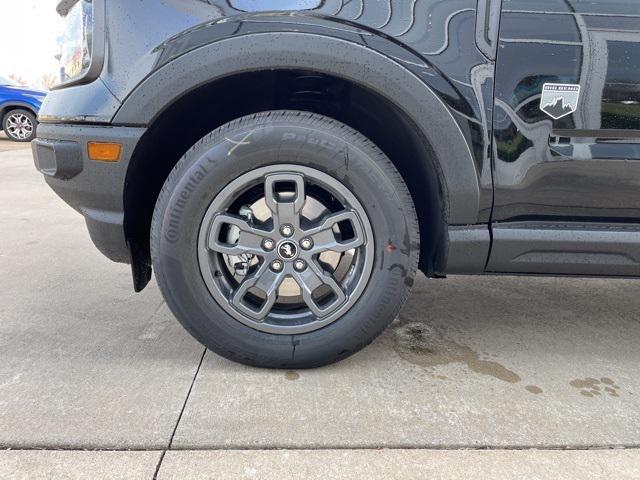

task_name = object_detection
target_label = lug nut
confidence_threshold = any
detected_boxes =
[294,259,307,272]
[262,238,275,251]
[271,260,284,272]
[280,224,294,237]
[300,238,313,250]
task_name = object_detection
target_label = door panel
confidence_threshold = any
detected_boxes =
[492,0,640,222]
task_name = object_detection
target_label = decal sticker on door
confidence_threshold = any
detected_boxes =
[540,83,581,120]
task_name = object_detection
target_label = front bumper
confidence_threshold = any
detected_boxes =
[33,123,146,263]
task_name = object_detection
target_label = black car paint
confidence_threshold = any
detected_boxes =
[493,0,640,222]
[34,0,640,284]
[487,0,640,275]
[106,0,495,225]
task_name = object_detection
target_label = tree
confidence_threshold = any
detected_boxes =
[39,73,57,91]
[8,74,28,86]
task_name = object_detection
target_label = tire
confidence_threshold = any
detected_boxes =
[151,111,420,368]
[2,109,37,142]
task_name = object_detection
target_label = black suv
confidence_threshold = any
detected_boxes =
[33,0,640,368]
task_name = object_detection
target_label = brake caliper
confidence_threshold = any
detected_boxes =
[226,205,254,276]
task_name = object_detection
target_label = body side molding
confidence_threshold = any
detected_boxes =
[488,222,640,276]
[447,225,492,274]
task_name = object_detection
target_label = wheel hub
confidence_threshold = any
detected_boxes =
[277,240,299,261]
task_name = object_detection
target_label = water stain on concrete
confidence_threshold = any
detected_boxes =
[525,385,543,395]
[604,387,619,397]
[285,371,300,381]
[570,377,621,398]
[393,321,521,384]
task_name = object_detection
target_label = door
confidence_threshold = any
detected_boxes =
[488,0,640,275]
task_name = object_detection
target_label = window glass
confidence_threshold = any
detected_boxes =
[602,41,640,129]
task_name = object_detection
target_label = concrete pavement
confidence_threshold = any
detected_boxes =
[2,146,640,477]
[156,449,640,480]
[0,451,161,480]
[0,132,32,152]
[2,449,640,480]
[0,147,204,449]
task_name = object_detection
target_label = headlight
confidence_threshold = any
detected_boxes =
[54,0,95,86]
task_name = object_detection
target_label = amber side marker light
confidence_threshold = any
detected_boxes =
[88,142,122,162]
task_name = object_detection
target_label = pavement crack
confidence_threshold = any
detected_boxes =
[153,347,207,478]
[169,348,207,447]
[152,450,166,480]
[6,444,640,453]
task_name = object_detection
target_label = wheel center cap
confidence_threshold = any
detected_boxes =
[277,240,299,261]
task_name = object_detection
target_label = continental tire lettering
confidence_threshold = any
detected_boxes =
[165,164,208,244]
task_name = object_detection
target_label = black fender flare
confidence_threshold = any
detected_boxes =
[114,31,481,225]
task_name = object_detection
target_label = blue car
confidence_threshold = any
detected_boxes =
[0,76,46,142]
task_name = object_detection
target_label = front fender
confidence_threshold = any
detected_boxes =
[114,26,481,225]
[0,100,41,116]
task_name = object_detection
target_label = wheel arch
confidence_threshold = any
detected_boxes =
[119,30,481,289]
[0,102,38,122]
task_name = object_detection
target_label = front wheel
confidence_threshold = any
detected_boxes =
[151,111,420,368]
[2,109,37,142]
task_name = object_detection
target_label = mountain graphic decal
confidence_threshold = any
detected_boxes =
[539,83,581,120]
[542,97,575,119]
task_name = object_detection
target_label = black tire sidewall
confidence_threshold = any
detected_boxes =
[152,112,419,367]
[3,109,37,142]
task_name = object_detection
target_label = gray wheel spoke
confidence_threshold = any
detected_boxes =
[292,261,346,318]
[207,213,270,256]
[304,210,366,254]
[197,164,375,335]
[264,173,306,229]
[231,262,285,320]
[6,114,33,139]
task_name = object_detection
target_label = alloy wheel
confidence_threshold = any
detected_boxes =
[197,165,375,335]
[6,113,34,141]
